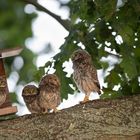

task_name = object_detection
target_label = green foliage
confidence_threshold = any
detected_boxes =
[9,93,19,104]
[49,0,140,99]
[0,0,36,48]
[0,0,37,102]
[101,89,123,99]
[54,60,74,99]
[1,0,140,102]
[120,44,137,79]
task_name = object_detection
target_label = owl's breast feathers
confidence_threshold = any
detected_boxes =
[73,64,100,94]
[38,74,61,112]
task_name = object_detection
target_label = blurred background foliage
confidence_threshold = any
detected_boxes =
[0,0,37,83]
[0,0,140,103]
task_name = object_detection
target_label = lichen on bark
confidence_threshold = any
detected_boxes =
[0,95,140,140]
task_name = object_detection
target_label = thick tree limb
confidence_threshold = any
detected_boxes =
[23,0,71,31]
[0,95,140,139]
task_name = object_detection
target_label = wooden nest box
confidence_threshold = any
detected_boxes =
[0,47,23,116]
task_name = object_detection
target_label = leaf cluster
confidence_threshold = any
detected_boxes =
[0,0,37,101]
[45,0,140,99]
[1,0,140,101]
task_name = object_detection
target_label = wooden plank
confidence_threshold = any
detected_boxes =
[0,94,12,109]
[0,58,5,75]
[0,106,17,116]
[0,47,21,115]
[0,47,23,58]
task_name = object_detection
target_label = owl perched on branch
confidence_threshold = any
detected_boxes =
[38,74,61,113]
[71,49,101,103]
[22,85,42,113]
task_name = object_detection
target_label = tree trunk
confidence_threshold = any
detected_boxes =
[0,95,140,140]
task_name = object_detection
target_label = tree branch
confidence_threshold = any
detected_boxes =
[23,0,71,31]
[0,95,140,139]
[107,52,120,58]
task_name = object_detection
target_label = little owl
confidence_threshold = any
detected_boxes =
[38,74,61,113]
[71,49,101,103]
[22,85,42,113]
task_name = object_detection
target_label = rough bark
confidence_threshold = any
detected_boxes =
[0,95,140,140]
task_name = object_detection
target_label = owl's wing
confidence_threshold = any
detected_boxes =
[90,66,101,89]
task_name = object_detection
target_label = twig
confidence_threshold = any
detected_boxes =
[23,0,71,31]
[107,52,120,58]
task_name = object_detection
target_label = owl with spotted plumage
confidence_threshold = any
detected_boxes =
[0,88,6,106]
[22,85,42,113]
[71,49,101,103]
[38,74,61,113]
[0,76,7,106]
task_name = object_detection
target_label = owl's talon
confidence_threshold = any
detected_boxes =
[80,96,89,104]
[53,108,59,113]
